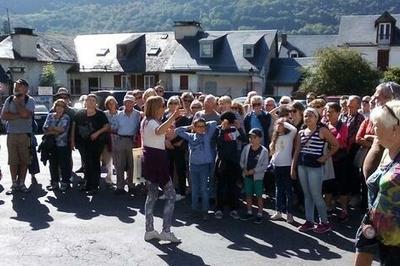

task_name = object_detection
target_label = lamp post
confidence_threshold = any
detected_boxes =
[248,67,254,93]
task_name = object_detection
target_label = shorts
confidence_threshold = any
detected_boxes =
[7,133,31,166]
[244,177,263,198]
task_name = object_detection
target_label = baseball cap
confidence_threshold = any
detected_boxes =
[249,128,262,138]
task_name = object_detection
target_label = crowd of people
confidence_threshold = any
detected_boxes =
[1,79,399,265]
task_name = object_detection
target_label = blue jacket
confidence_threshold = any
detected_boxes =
[175,121,217,165]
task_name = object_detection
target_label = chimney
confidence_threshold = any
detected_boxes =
[11,27,38,59]
[173,21,202,40]
[280,33,287,45]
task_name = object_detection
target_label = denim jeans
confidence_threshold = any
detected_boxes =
[274,166,293,214]
[297,165,328,223]
[190,163,212,212]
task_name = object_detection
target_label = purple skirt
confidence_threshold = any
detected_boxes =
[142,146,170,187]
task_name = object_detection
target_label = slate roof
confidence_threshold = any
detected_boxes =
[74,29,277,74]
[165,30,277,73]
[268,57,315,86]
[338,14,400,46]
[279,35,338,58]
[0,33,76,63]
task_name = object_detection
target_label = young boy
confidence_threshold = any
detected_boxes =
[240,128,269,224]
[175,118,217,220]
[215,111,246,219]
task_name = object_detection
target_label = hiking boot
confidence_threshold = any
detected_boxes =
[298,221,315,232]
[313,222,332,234]
[159,231,181,243]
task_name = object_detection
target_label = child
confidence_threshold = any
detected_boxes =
[215,111,246,219]
[269,118,297,223]
[175,118,217,220]
[240,128,269,224]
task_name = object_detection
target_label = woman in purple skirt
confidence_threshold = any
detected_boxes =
[141,95,182,243]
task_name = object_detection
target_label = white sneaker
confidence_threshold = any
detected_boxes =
[270,212,282,220]
[215,210,223,219]
[175,194,185,201]
[159,231,181,243]
[286,213,294,223]
[144,230,160,241]
[159,194,167,200]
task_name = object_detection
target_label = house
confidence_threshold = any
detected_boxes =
[338,11,400,71]
[270,11,400,96]
[0,27,77,96]
[72,21,278,97]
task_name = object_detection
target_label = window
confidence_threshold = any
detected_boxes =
[200,42,213,58]
[180,75,189,90]
[378,23,391,44]
[144,75,155,89]
[70,79,81,95]
[147,47,161,56]
[121,75,130,89]
[289,50,299,58]
[160,34,168,39]
[88,77,101,91]
[243,45,254,58]
[377,50,389,71]
[96,48,110,56]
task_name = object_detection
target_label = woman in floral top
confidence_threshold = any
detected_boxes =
[355,100,400,266]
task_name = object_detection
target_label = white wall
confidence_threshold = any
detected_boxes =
[273,85,293,96]
[349,46,400,69]
[389,47,400,67]
[0,59,74,95]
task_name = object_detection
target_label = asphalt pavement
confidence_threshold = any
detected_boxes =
[0,135,376,265]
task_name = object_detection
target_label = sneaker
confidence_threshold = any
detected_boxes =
[254,214,263,224]
[175,194,185,201]
[159,231,181,243]
[19,185,31,193]
[286,213,295,223]
[159,194,167,200]
[229,210,240,220]
[270,212,283,220]
[202,213,209,221]
[338,210,349,222]
[60,182,70,192]
[144,230,160,241]
[298,221,315,232]
[5,184,18,195]
[240,213,254,221]
[215,210,223,219]
[313,222,332,234]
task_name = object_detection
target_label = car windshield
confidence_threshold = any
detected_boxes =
[35,105,49,113]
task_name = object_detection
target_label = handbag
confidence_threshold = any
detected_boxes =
[353,146,369,168]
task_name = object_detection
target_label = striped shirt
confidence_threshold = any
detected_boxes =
[299,127,325,166]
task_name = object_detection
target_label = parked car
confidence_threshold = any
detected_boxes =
[34,104,49,133]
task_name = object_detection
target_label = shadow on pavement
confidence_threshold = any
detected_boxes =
[10,183,53,231]
[151,241,210,266]
[45,188,143,223]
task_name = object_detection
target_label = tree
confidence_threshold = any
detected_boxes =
[299,48,381,96]
[39,62,56,89]
[383,67,400,84]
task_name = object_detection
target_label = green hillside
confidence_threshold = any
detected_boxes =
[1,0,399,35]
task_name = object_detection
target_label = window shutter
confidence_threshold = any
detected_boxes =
[114,75,121,88]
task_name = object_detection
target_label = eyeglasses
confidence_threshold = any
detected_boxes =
[383,104,400,126]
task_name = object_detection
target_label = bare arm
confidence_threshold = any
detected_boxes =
[155,110,181,135]
[318,127,339,163]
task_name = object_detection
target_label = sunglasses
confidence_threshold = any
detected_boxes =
[383,104,400,126]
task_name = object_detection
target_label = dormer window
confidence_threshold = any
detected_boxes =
[378,23,391,44]
[200,42,213,58]
[243,44,254,58]
[96,48,110,57]
[289,50,299,58]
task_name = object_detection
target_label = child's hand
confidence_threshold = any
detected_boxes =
[221,119,230,130]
